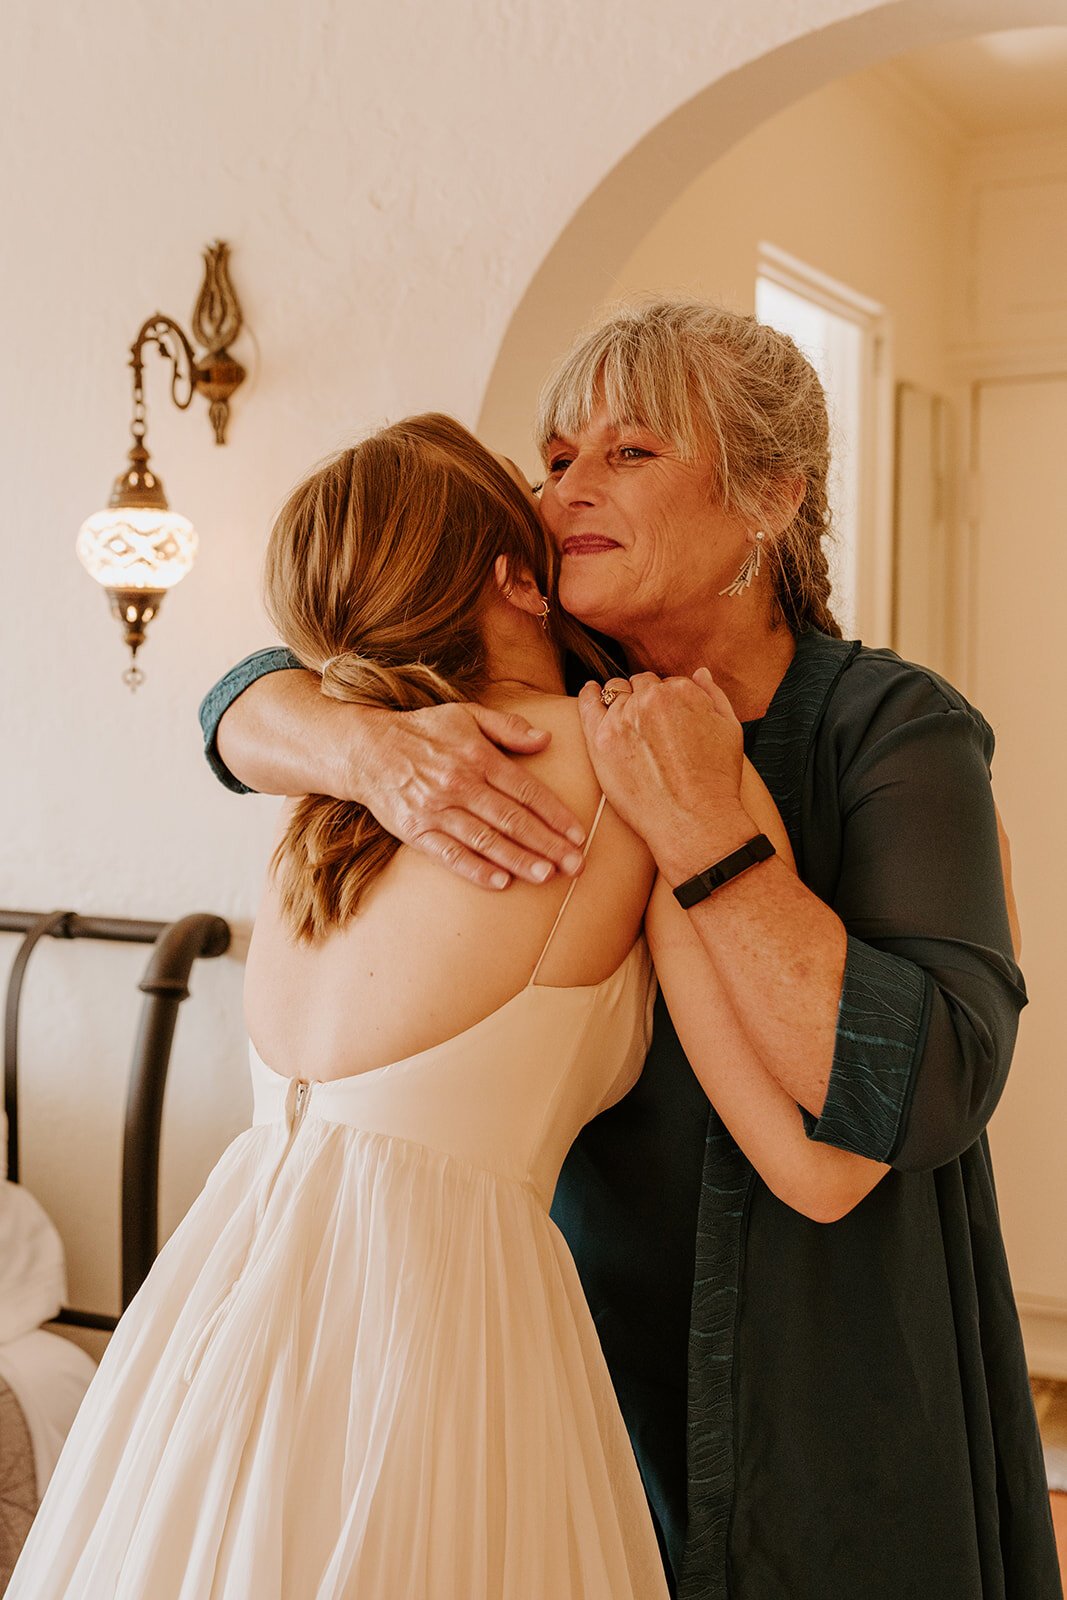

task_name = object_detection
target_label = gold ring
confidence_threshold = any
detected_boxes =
[601,687,621,706]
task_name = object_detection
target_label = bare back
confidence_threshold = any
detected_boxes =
[244,693,656,1081]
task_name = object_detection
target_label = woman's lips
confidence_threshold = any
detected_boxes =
[562,535,620,555]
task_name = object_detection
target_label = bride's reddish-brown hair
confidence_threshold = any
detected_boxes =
[263,412,606,942]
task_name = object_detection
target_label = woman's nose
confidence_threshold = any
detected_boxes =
[557,454,601,504]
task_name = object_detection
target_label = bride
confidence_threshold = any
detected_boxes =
[10,413,786,1598]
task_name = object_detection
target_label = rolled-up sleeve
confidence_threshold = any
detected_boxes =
[197,647,303,793]
[801,698,1027,1171]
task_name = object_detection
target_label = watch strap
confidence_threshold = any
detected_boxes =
[672,833,776,909]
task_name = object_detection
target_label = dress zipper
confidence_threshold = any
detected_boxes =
[182,1076,313,1384]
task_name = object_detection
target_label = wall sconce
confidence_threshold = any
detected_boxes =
[76,242,246,688]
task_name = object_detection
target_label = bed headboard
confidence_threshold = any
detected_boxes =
[1,909,231,1332]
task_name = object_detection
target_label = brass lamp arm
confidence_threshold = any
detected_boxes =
[126,243,246,447]
[129,314,202,430]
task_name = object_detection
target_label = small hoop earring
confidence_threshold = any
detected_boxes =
[719,530,765,599]
[538,596,551,631]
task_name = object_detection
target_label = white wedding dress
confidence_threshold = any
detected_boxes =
[9,803,669,1599]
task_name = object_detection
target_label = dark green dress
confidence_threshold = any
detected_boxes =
[200,632,1061,1600]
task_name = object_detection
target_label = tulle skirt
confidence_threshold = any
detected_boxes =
[9,1111,668,1598]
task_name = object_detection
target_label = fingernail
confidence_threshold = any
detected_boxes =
[531,861,552,882]
[490,871,510,890]
[562,852,584,875]
[567,826,586,846]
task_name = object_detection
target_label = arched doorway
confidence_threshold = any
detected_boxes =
[479,0,1067,452]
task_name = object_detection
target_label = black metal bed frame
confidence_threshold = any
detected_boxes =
[1,909,231,1332]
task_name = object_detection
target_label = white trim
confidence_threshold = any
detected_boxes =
[869,326,896,652]
[946,378,975,692]
[892,382,954,672]
[757,243,887,328]
[953,365,1067,695]
[756,245,895,648]
[950,340,1067,383]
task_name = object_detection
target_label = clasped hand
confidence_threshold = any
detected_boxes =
[577,668,750,878]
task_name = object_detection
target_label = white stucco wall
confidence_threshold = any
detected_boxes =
[5,0,1066,1339]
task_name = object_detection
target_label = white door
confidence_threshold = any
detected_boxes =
[970,376,1067,1372]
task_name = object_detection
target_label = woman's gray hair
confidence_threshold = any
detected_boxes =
[535,298,841,639]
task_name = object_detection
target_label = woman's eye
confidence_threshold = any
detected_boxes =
[618,446,651,461]
[548,456,572,474]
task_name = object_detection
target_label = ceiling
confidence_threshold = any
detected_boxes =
[890,27,1067,137]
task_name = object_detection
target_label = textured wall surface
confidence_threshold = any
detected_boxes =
[3,0,1060,1328]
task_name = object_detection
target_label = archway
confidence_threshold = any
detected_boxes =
[479,0,1067,450]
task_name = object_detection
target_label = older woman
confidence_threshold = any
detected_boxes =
[200,301,1059,1600]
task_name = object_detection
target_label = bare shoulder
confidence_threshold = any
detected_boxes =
[246,689,654,1075]
[499,687,654,898]
[502,692,601,822]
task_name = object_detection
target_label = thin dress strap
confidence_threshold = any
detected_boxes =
[529,793,609,986]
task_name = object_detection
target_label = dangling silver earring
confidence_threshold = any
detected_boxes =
[538,596,551,631]
[719,530,765,598]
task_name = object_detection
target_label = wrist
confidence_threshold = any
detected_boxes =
[650,802,759,884]
[332,701,390,804]
[672,833,776,909]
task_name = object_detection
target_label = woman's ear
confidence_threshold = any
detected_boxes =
[493,554,514,599]
[493,555,544,617]
[758,470,809,540]
[766,474,806,533]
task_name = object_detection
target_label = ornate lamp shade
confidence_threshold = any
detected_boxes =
[76,505,198,590]
[76,442,198,688]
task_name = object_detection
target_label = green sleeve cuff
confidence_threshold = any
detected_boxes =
[801,935,929,1162]
[197,647,303,794]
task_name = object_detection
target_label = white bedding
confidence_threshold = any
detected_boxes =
[1,1116,97,1497]
[0,1329,96,1498]
[0,1179,66,1345]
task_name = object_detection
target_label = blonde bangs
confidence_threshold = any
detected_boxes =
[535,304,710,466]
[532,297,840,640]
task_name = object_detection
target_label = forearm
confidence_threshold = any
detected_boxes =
[588,670,1024,1169]
[647,879,885,1219]
[217,669,378,799]
[204,661,588,887]
[653,800,847,1118]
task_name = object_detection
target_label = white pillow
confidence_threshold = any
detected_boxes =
[0,1178,66,1345]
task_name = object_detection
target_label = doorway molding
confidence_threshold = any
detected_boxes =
[479,0,1067,448]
